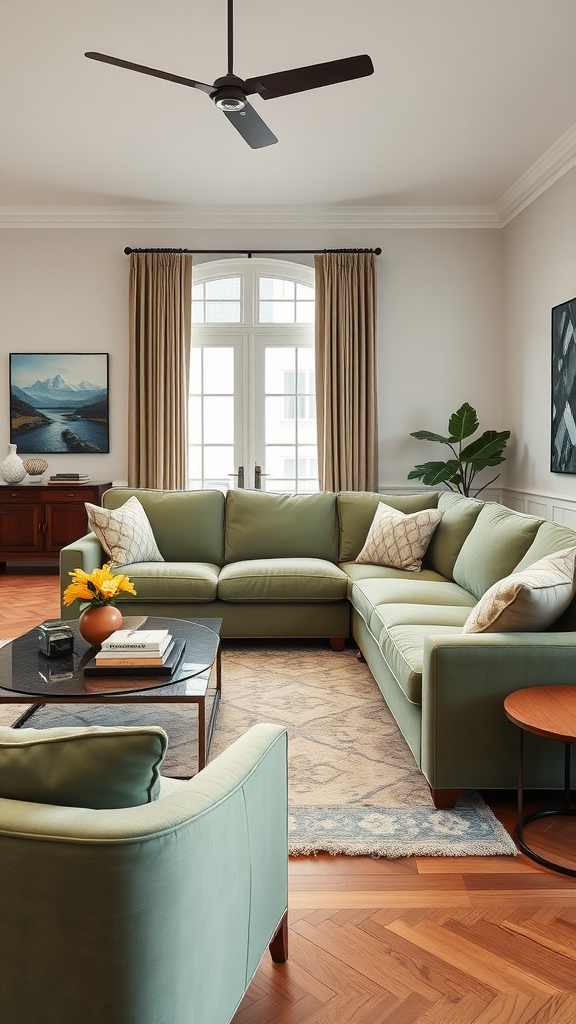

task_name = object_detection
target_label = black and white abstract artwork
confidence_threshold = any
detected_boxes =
[551,298,576,473]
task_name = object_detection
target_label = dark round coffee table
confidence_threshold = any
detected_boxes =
[0,615,222,772]
[504,685,576,876]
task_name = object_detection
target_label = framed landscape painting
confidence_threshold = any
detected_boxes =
[551,298,576,474]
[10,352,109,454]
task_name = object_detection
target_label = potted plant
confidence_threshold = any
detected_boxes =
[407,402,510,497]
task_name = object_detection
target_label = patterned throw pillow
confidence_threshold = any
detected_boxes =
[462,546,576,633]
[85,495,164,567]
[355,504,444,571]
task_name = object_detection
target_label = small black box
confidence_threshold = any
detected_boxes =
[38,620,75,658]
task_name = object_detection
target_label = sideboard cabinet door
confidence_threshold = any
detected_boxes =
[0,482,112,562]
[0,500,44,555]
[44,499,92,553]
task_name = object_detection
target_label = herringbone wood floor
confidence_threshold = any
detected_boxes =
[2,566,576,1023]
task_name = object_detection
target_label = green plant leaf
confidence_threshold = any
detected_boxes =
[460,430,510,463]
[407,460,460,486]
[466,455,507,471]
[410,430,455,444]
[448,403,479,441]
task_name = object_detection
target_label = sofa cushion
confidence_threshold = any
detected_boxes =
[462,546,576,634]
[372,603,473,632]
[0,725,167,808]
[452,503,542,599]
[218,558,348,602]
[341,562,447,599]
[514,520,576,571]
[377,623,464,705]
[350,577,475,630]
[423,492,483,579]
[86,496,164,567]
[224,490,339,563]
[112,562,220,603]
[103,488,226,565]
[337,491,439,562]
[356,504,443,571]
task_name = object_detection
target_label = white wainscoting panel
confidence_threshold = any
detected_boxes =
[501,488,576,525]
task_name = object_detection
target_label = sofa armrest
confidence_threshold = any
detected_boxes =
[421,632,576,790]
[59,532,104,619]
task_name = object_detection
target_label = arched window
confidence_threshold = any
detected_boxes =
[189,258,317,492]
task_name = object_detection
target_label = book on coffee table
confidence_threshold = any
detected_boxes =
[95,640,175,668]
[84,638,186,677]
[100,629,171,653]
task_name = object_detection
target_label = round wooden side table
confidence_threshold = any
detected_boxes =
[504,685,576,876]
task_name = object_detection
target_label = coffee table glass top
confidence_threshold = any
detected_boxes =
[0,616,221,699]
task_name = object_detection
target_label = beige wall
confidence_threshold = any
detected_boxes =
[503,166,576,508]
[0,221,503,488]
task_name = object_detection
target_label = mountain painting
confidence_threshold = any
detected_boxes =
[10,353,109,454]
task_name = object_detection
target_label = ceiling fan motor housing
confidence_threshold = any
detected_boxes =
[212,75,248,111]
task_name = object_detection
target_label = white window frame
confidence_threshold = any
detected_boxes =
[190,258,316,491]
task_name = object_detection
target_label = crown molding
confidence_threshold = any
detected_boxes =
[0,203,500,230]
[496,122,576,226]
[4,118,576,232]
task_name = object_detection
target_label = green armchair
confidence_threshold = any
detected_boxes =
[0,723,288,1024]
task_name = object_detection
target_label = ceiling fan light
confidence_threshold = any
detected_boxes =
[214,86,246,111]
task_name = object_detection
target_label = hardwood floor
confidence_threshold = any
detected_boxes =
[2,567,576,1023]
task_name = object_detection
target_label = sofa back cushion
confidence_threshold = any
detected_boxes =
[423,492,484,579]
[103,488,225,565]
[337,491,439,563]
[452,503,542,599]
[0,725,167,808]
[224,490,339,562]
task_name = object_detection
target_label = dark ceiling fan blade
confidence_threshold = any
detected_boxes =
[84,52,215,96]
[244,53,374,100]
[222,102,278,148]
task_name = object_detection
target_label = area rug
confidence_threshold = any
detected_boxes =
[0,639,517,858]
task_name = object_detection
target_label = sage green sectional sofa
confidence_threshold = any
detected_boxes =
[60,487,576,805]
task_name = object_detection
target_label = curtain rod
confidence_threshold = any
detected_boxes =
[124,246,382,257]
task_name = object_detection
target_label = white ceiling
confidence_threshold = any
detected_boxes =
[2,0,576,214]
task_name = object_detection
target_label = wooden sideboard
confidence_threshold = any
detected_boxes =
[0,481,112,563]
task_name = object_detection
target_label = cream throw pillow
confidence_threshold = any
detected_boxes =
[86,495,164,567]
[462,546,576,634]
[355,504,444,571]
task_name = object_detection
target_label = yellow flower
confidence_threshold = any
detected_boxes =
[63,564,137,607]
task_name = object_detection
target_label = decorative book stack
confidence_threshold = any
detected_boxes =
[84,628,186,677]
[49,473,91,484]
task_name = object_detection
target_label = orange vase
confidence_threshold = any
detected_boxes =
[78,604,123,646]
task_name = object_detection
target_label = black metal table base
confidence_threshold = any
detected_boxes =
[516,728,576,877]
[12,703,44,729]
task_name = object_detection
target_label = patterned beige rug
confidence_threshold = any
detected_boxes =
[0,639,516,858]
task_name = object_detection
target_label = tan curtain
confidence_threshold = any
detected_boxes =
[314,252,377,492]
[128,252,192,489]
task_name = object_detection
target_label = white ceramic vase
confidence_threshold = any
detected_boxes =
[0,444,27,484]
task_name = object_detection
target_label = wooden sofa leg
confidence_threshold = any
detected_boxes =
[329,637,345,651]
[269,910,288,963]
[428,786,462,809]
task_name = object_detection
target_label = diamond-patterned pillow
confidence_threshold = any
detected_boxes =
[355,504,444,571]
[85,496,164,567]
[462,546,576,633]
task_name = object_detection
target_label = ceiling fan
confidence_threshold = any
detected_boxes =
[85,0,374,149]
